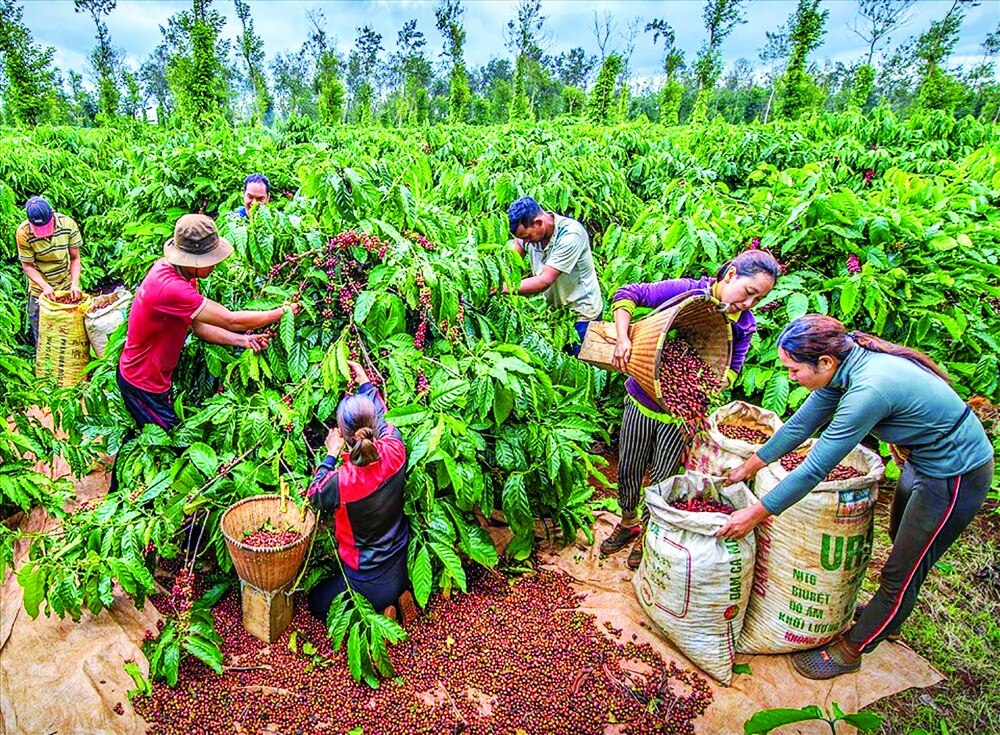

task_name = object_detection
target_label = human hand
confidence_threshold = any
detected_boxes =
[346,360,369,385]
[284,302,302,316]
[40,283,55,300]
[325,427,346,457]
[716,504,768,540]
[612,335,633,372]
[245,334,270,353]
[69,283,83,301]
[725,454,764,485]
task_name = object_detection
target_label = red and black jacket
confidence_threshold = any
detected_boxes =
[306,383,408,577]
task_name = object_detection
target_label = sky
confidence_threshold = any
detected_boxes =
[20,0,1000,89]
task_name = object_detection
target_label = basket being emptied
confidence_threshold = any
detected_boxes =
[579,292,733,412]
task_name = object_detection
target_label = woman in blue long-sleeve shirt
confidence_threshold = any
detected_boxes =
[720,314,994,679]
[600,249,781,569]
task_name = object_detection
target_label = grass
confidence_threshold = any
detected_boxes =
[863,491,1000,735]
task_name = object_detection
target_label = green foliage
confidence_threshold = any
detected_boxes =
[0,0,60,125]
[587,54,623,125]
[850,64,876,110]
[745,703,882,734]
[163,0,231,126]
[775,0,828,120]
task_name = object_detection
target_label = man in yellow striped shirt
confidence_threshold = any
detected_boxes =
[16,196,83,344]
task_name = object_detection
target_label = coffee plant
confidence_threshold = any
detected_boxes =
[1,107,998,688]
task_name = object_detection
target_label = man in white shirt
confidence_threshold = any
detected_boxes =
[506,196,604,353]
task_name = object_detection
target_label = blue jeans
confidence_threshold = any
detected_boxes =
[566,320,590,357]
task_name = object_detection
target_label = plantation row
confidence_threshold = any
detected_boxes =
[1,108,998,682]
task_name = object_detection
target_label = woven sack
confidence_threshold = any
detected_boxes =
[84,288,132,358]
[686,401,784,476]
[36,292,91,387]
[633,472,757,684]
[737,442,884,654]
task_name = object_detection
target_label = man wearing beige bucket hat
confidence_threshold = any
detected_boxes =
[109,214,300,492]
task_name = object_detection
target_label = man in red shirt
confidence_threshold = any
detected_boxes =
[111,214,298,489]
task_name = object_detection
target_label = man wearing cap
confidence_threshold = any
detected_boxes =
[234,173,271,219]
[16,196,83,344]
[504,196,604,354]
[116,214,298,435]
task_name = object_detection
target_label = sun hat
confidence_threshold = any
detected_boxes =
[163,214,234,268]
[25,196,55,238]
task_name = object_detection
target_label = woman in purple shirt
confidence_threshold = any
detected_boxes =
[601,249,781,568]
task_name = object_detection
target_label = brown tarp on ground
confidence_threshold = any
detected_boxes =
[1,467,942,735]
[530,511,944,735]
[0,468,161,735]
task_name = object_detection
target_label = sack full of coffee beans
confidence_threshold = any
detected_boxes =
[634,472,756,685]
[737,441,884,654]
[685,401,783,477]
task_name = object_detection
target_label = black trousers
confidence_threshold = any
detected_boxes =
[846,459,994,653]
[108,370,180,494]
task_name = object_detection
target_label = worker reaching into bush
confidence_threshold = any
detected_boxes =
[505,196,604,354]
[110,214,299,491]
[602,249,781,569]
[305,360,417,625]
[719,314,994,679]
[16,196,84,345]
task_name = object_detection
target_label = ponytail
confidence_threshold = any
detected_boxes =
[336,394,382,467]
[848,329,951,383]
[778,314,951,383]
[349,426,380,467]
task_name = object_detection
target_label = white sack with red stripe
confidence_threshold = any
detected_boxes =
[738,442,884,654]
[633,472,756,685]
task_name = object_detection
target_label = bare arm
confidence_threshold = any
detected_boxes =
[508,238,526,257]
[194,298,290,332]
[191,320,268,352]
[68,247,82,299]
[611,308,633,371]
[20,262,54,298]
[516,265,561,296]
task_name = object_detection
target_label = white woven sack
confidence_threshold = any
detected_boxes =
[633,472,757,685]
[84,288,132,358]
[685,401,783,477]
[737,442,884,654]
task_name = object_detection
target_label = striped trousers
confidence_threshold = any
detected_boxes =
[617,397,688,519]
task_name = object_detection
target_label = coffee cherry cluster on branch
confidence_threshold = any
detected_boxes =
[656,339,725,434]
[312,231,390,320]
[718,423,771,445]
[168,569,194,621]
[780,452,864,481]
[670,497,734,514]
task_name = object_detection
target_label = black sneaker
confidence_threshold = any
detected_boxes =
[600,522,642,556]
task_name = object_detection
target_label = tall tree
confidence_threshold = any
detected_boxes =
[121,67,143,120]
[161,0,231,125]
[552,48,596,88]
[0,0,59,125]
[306,11,345,126]
[391,20,431,125]
[504,0,547,122]
[848,0,916,109]
[646,19,685,125]
[759,26,789,122]
[691,0,747,122]
[914,0,978,112]
[74,0,120,120]
[346,25,382,123]
[434,0,470,122]
[587,53,622,124]
[140,43,172,123]
[234,0,273,125]
[775,0,828,119]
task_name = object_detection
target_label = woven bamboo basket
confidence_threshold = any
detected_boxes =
[36,291,92,387]
[221,495,317,592]
[579,293,733,410]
